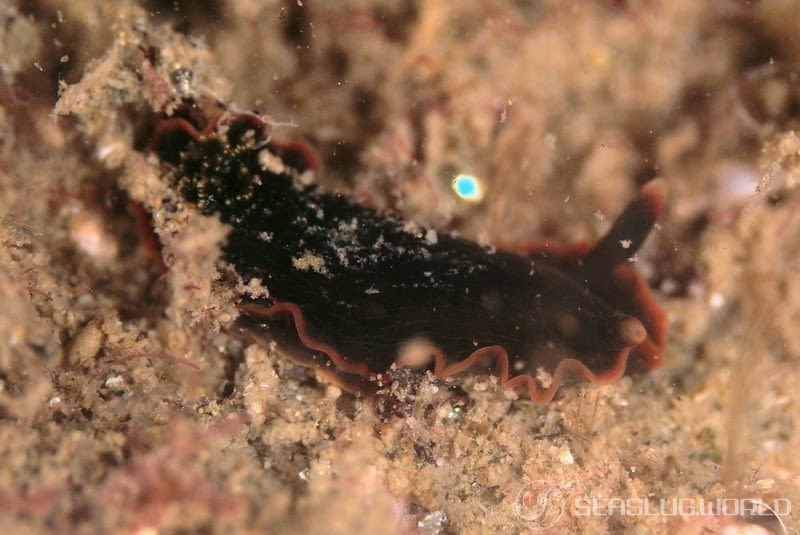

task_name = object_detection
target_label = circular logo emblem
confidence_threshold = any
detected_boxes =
[514,480,565,529]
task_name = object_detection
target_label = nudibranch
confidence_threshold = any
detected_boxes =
[151,104,667,403]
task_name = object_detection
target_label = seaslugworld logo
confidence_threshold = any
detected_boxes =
[513,481,565,529]
[514,482,791,533]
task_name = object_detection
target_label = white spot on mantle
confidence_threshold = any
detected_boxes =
[425,229,438,245]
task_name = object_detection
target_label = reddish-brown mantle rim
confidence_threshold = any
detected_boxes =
[240,301,636,403]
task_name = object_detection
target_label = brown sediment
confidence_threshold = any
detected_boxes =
[4,1,800,533]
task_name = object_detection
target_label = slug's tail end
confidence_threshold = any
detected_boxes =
[585,178,668,271]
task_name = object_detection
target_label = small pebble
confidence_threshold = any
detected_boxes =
[69,324,104,367]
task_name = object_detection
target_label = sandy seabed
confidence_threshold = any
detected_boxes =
[2,1,800,533]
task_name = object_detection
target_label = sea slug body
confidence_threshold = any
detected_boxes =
[152,105,667,403]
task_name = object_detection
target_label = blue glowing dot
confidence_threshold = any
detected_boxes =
[451,174,484,202]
